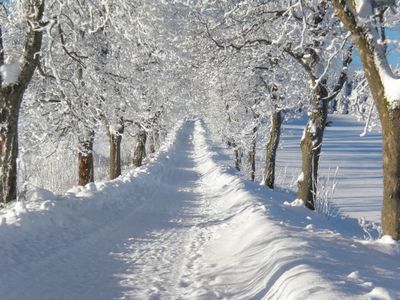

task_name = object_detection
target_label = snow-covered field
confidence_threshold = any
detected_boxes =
[276,114,383,222]
[0,119,398,299]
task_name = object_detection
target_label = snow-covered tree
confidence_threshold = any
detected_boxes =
[195,0,352,205]
[333,0,400,240]
[0,0,45,205]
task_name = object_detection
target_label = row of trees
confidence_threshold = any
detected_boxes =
[192,0,400,240]
[0,0,196,201]
[1,0,400,241]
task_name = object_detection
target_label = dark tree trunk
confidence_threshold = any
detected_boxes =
[78,134,94,186]
[234,146,242,171]
[263,110,283,189]
[149,112,161,154]
[247,149,255,181]
[0,27,4,70]
[0,91,22,205]
[247,126,258,181]
[230,140,242,171]
[109,132,122,180]
[133,128,147,167]
[297,84,328,210]
[108,121,124,180]
[330,99,338,114]
[144,110,161,155]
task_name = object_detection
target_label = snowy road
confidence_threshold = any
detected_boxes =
[1,121,213,299]
[0,120,399,299]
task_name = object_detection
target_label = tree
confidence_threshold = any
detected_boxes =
[257,63,288,189]
[333,0,400,239]
[263,109,282,188]
[271,1,353,210]
[0,0,45,205]
[196,0,352,201]
[132,124,147,167]
[29,0,154,184]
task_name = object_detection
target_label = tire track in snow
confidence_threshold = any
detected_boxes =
[107,121,221,299]
[0,121,216,300]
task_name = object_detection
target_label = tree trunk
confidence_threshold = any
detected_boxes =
[78,134,94,186]
[330,99,338,114]
[159,128,167,144]
[234,149,240,170]
[230,140,242,171]
[149,130,156,154]
[109,132,122,179]
[0,92,22,205]
[248,126,258,181]
[0,0,45,205]
[333,0,400,239]
[297,84,328,210]
[108,121,124,180]
[340,80,352,114]
[154,128,160,151]
[381,119,400,239]
[234,147,242,171]
[133,128,147,167]
[263,110,283,189]
[248,150,255,181]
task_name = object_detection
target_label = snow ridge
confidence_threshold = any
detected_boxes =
[187,120,351,299]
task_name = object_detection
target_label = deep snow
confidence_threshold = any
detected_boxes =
[0,119,399,299]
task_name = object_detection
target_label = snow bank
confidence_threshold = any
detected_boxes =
[0,120,184,283]
[190,120,351,299]
[190,120,399,299]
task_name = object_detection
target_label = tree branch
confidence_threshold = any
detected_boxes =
[18,0,45,89]
[322,44,353,102]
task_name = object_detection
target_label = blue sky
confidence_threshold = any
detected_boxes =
[352,28,400,70]
[384,28,400,69]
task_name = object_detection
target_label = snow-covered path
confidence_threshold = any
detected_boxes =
[0,120,399,300]
[0,121,211,299]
